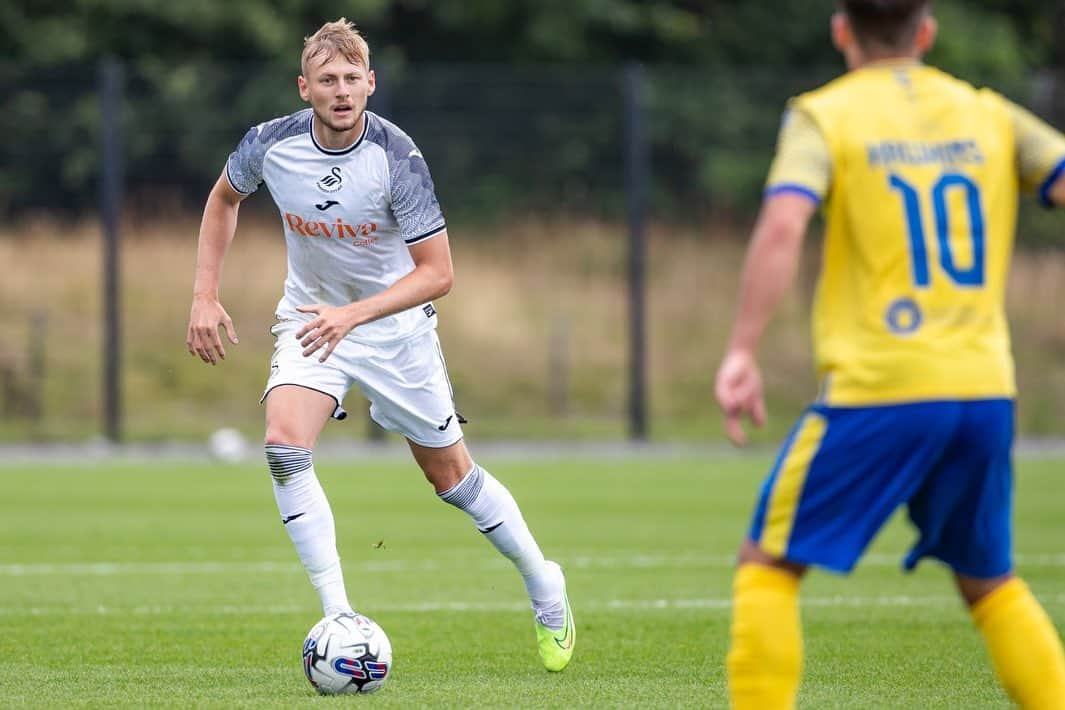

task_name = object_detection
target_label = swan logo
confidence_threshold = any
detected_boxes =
[316,167,343,193]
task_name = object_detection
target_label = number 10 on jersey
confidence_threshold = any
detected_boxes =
[889,172,986,287]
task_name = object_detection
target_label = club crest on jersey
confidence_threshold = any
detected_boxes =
[316,166,343,193]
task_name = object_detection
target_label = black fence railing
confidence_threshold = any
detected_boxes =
[4,60,1062,221]
[2,60,1064,444]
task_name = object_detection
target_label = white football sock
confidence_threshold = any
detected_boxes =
[265,444,352,616]
[439,463,564,627]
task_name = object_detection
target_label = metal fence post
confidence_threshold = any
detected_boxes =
[100,58,124,443]
[623,63,649,441]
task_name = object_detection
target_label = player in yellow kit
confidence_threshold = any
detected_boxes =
[714,1,1065,707]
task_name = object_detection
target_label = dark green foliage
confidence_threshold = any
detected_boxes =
[0,0,1060,229]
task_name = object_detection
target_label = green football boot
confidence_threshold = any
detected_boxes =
[534,561,575,672]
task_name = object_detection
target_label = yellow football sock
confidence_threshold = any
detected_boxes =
[972,577,1065,709]
[727,563,802,710]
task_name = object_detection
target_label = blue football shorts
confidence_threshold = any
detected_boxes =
[748,399,1014,578]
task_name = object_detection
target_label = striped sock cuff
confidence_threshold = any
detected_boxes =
[439,464,484,510]
[264,444,313,482]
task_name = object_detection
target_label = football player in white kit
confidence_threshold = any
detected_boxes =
[185,18,574,672]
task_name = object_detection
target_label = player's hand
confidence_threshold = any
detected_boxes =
[187,294,239,365]
[714,349,767,447]
[295,303,363,362]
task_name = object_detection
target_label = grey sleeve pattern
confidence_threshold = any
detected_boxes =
[225,109,312,195]
[367,115,447,243]
[225,126,266,194]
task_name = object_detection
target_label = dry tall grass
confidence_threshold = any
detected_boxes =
[1,215,1062,441]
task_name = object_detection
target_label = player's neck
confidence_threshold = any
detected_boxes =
[312,112,366,151]
[848,50,923,71]
[860,56,921,68]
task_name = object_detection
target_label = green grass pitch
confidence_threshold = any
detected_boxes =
[1,451,1062,707]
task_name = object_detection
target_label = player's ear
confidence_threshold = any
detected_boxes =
[914,14,937,55]
[297,75,310,102]
[830,12,850,55]
[367,69,376,96]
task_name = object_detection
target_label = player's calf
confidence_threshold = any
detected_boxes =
[728,563,803,710]
[437,461,572,668]
[436,462,556,600]
[265,444,352,616]
[968,575,1065,709]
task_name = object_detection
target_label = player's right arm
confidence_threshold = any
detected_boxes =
[716,194,818,445]
[715,106,827,445]
[187,172,246,365]
[1007,100,1065,207]
[1046,171,1065,206]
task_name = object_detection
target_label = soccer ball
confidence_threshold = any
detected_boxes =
[302,612,393,695]
[206,427,249,463]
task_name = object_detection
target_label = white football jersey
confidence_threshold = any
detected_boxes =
[225,109,446,344]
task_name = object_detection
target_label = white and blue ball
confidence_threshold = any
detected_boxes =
[302,612,392,695]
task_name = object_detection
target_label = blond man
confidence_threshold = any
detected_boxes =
[186,19,574,672]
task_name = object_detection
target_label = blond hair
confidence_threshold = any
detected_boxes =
[301,18,370,75]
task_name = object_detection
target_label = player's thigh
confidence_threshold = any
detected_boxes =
[264,385,337,448]
[748,401,961,573]
[906,399,1014,579]
[354,331,464,449]
[262,321,352,447]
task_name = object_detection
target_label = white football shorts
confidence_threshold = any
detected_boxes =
[261,321,464,448]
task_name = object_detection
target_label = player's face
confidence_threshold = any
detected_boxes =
[298,56,375,135]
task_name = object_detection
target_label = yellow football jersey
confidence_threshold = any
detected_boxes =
[766,62,1065,405]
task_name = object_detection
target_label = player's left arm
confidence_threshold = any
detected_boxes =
[295,231,453,362]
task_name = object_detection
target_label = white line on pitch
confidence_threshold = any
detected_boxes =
[2,553,1064,577]
[1,594,1064,618]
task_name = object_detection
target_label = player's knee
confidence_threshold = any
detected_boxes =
[411,441,474,494]
[737,539,808,577]
[955,571,1014,607]
[423,460,471,495]
[264,424,314,449]
[264,443,314,483]
[422,464,466,494]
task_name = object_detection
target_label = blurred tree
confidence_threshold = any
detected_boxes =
[0,1,1049,74]
[0,0,1058,220]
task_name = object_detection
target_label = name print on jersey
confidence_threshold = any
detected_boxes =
[284,212,378,247]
